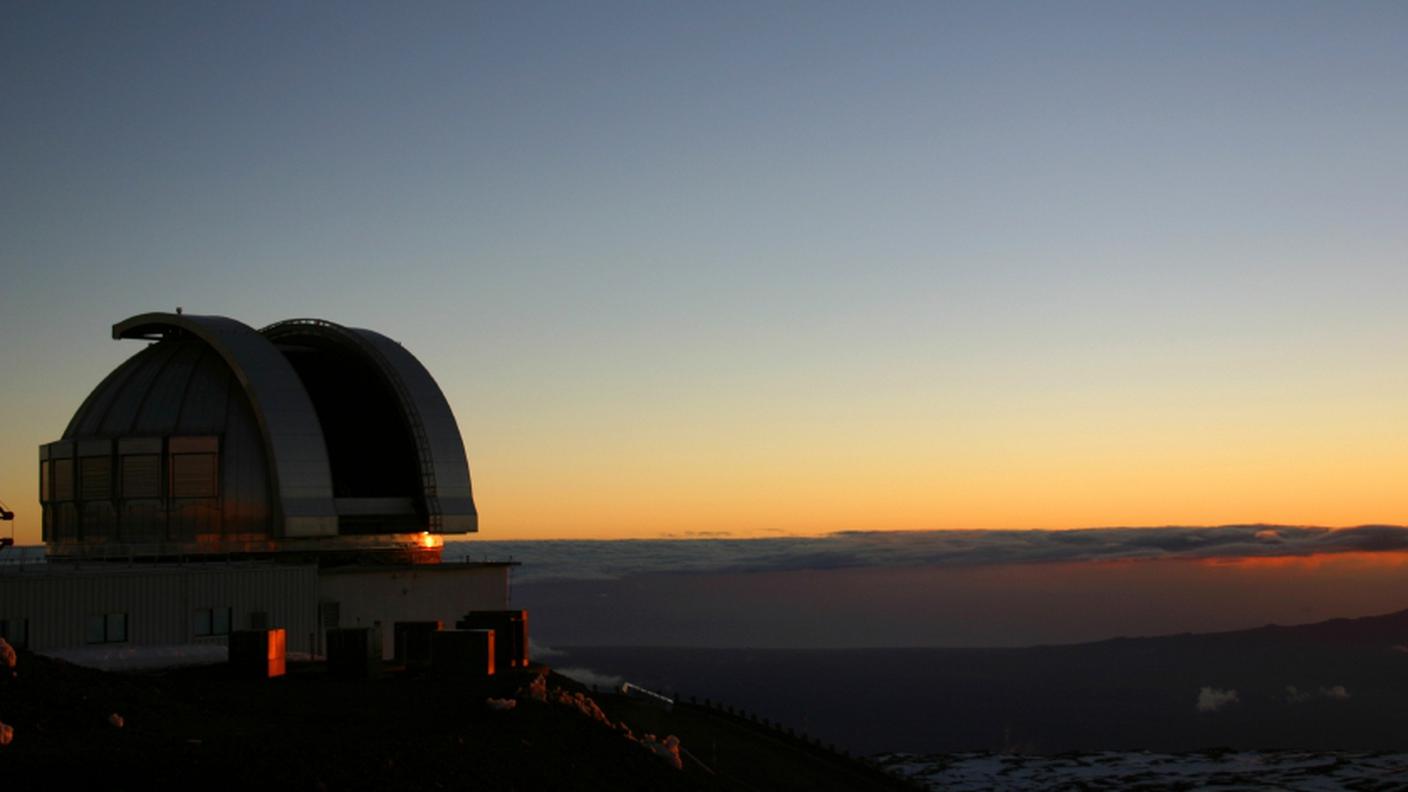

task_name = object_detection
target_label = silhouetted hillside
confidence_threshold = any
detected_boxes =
[555,608,1408,754]
[0,651,907,791]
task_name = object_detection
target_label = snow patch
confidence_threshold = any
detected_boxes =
[880,750,1408,791]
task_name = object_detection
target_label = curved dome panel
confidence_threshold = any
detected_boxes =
[54,337,273,546]
[113,313,337,538]
[261,319,478,533]
[66,339,234,438]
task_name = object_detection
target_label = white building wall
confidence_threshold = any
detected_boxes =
[316,564,512,659]
[0,564,320,654]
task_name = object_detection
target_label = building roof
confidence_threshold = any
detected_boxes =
[46,312,477,557]
[110,312,338,537]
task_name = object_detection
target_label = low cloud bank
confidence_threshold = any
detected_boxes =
[555,667,625,690]
[528,639,564,659]
[1197,687,1239,712]
[449,524,1408,583]
[1285,685,1350,703]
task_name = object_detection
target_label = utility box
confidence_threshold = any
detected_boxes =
[456,610,528,670]
[393,620,442,668]
[431,629,495,677]
[229,628,286,679]
[327,626,382,679]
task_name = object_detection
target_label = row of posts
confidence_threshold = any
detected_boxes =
[675,693,859,762]
[678,695,919,783]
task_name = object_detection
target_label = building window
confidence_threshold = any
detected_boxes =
[171,454,218,498]
[193,607,232,637]
[319,601,340,630]
[80,456,112,500]
[39,461,49,503]
[169,436,219,499]
[120,454,161,498]
[86,613,128,644]
[0,618,27,650]
[52,459,74,501]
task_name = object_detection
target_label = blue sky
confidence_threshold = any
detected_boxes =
[3,2,1407,543]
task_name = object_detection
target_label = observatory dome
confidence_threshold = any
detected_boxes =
[39,312,477,562]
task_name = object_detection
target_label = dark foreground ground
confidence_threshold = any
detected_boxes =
[0,651,909,792]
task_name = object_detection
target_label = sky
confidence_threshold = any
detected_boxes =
[3,1,1408,545]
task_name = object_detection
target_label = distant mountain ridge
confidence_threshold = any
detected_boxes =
[555,606,1408,755]
[1034,604,1408,652]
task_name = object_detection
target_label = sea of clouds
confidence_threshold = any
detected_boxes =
[447,524,1408,584]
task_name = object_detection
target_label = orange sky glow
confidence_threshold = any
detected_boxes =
[3,3,1407,553]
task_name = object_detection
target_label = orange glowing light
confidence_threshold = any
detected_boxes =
[419,531,442,549]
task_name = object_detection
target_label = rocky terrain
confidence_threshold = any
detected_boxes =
[0,646,906,791]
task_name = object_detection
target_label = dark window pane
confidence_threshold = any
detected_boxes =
[121,455,161,498]
[86,615,106,644]
[39,461,49,503]
[81,457,112,500]
[193,608,213,637]
[172,454,217,498]
[169,436,218,454]
[53,459,74,501]
[213,607,231,635]
[106,613,127,643]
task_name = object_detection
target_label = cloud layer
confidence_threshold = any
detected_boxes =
[448,524,1408,584]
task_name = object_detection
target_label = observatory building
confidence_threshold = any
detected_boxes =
[2,312,512,658]
[40,311,477,559]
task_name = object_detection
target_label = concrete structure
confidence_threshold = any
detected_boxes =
[431,629,496,677]
[457,610,529,670]
[0,562,318,652]
[0,557,513,658]
[229,628,288,678]
[4,312,513,660]
[319,564,510,658]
